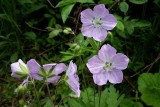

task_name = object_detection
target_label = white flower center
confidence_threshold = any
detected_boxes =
[104,63,112,72]
[93,17,102,27]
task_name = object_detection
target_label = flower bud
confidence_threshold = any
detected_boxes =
[63,27,72,34]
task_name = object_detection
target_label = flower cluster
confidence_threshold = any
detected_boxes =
[10,4,129,99]
[11,59,80,97]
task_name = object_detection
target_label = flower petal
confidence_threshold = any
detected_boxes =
[101,14,117,30]
[86,55,105,74]
[66,61,77,76]
[98,44,117,62]
[53,63,66,75]
[81,25,95,37]
[93,71,108,85]
[111,53,129,70]
[43,63,56,72]
[92,27,108,42]
[46,76,61,83]
[11,62,21,73]
[108,69,123,84]
[31,73,43,80]
[93,4,109,18]
[18,59,27,68]
[81,9,94,24]
[27,59,41,74]
[11,72,21,78]
[67,75,80,97]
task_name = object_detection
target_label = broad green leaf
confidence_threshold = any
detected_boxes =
[129,0,148,4]
[120,99,143,107]
[56,0,75,7]
[44,99,53,107]
[119,2,129,13]
[138,73,160,107]
[10,52,18,62]
[116,21,124,31]
[61,4,75,23]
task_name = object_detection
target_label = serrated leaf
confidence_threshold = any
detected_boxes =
[68,98,87,107]
[119,2,129,13]
[129,0,148,4]
[120,99,143,107]
[56,0,75,7]
[61,4,75,23]
[138,73,160,107]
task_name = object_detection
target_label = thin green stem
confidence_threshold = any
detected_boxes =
[46,82,51,99]
[98,86,102,107]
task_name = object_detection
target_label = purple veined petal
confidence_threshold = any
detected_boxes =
[11,61,21,73]
[101,14,117,30]
[93,71,108,86]
[81,24,95,37]
[11,72,21,78]
[107,69,123,84]
[92,27,108,42]
[93,4,109,18]
[46,76,61,83]
[111,53,129,70]
[67,75,80,97]
[31,73,43,80]
[98,44,117,63]
[86,55,105,74]
[53,63,67,75]
[81,9,94,24]
[66,61,77,76]
[43,63,56,72]
[27,59,41,74]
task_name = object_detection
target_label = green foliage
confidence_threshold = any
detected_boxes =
[120,99,143,107]
[138,73,160,107]
[119,2,129,13]
[129,0,148,4]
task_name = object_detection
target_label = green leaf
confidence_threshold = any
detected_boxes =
[138,73,160,107]
[61,4,75,23]
[76,0,94,3]
[48,29,62,38]
[116,21,124,31]
[44,99,53,107]
[133,20,151,27]
[56,0,75,7]
[24,32,37,40]
[129,0,148,4]
[119,2,129,13]
[120,99,143,107]
[68,98,87,107]
[10,52,18,62]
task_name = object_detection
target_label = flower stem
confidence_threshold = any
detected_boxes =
[98,86,102,107]
[46,82,51,99]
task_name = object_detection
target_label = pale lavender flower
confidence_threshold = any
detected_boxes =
[66,61,80,97]
[11,59,29,78]
[27,59,66,83]
[87,44,129,86]
[81,4,117,42]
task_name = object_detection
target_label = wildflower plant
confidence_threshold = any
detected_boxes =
[9,2,132,107]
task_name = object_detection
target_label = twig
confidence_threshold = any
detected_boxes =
[108,0,120,10]
[25,22,48,32]
[47,0,55,9]
[124,76,137,91]
[130,53,160,77]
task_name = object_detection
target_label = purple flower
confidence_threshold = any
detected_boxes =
[81,4,117,42]
[11,59,29,78]
[27,59,67,83]
[86,44,129,86]
[66,61,80,97]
